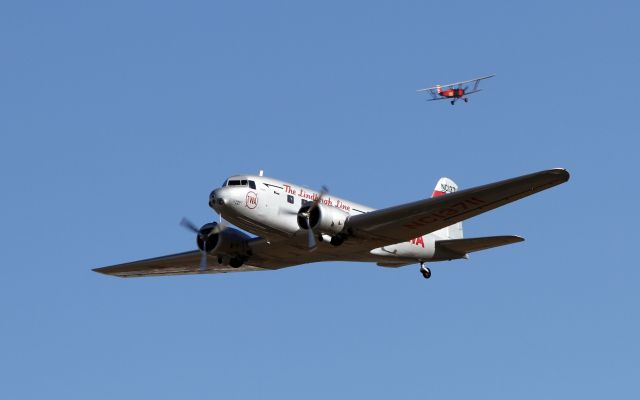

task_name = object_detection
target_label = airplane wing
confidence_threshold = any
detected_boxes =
[417,74,495,92]
[425,89,482,101]
[92,250,279,278]
[461,89,481,96]
[342,168,569,248]
[92,230,329,277]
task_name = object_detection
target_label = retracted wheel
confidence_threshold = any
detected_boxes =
[229,258,244,268]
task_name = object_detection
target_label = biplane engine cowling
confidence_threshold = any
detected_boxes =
[297,203,349,235]
[196,223,251,255]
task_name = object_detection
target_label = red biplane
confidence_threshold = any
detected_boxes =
[417,74,495,105]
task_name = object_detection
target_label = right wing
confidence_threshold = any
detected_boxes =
[342,168,569,249]
[92,250,275,278]
[93,234,332,278]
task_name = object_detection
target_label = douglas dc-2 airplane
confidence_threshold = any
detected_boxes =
[94,168,570,280]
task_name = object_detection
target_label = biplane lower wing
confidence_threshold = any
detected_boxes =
[425,89,482,101]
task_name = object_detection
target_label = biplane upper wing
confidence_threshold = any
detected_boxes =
[417,74,495,92]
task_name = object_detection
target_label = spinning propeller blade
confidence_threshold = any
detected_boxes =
[180,217,199,234]
[307,216,317,250]
[199,248,208,271]
[305,185,328,251]
[180,217,226,272]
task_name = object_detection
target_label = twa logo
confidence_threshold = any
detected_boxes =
[245,191,258,209]
[409,236,425,248]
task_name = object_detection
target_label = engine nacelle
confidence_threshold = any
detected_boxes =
[196,223,251,255]
[297,203,349,235]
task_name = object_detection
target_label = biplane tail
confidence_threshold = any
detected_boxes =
[431,177,463,240]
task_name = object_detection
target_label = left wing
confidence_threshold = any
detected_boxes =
[342,168,569,248]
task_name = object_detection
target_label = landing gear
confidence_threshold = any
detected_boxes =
[464,98,468,103]
[420,263,431,279]
[450,100,455,105]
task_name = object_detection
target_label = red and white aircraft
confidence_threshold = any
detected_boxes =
[418,74,495,105]
[94,168,569,280]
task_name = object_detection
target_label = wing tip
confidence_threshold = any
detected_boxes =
[548,167,571,182]
[92,267,126,278]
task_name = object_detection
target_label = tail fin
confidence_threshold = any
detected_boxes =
[431,177,464,240]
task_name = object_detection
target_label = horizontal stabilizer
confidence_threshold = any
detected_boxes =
[432,235,524,261]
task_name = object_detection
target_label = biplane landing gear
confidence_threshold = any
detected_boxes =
[420,263,431,279]
[464,98,468,103]
[450,100,455,105]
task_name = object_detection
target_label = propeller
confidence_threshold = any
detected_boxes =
[180,217,225,272]
[280,185,329,250]
[299,185,328,251]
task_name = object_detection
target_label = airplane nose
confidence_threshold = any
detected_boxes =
[209,188,225,209]
[209,189,218,208]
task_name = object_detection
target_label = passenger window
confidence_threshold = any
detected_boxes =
[249,180,256,189]
[287,195,294,204]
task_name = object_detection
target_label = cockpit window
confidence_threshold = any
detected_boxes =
[222,179,228,187]
[227,179,254,187]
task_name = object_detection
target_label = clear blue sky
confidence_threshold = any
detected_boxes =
[1,1,638,399]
